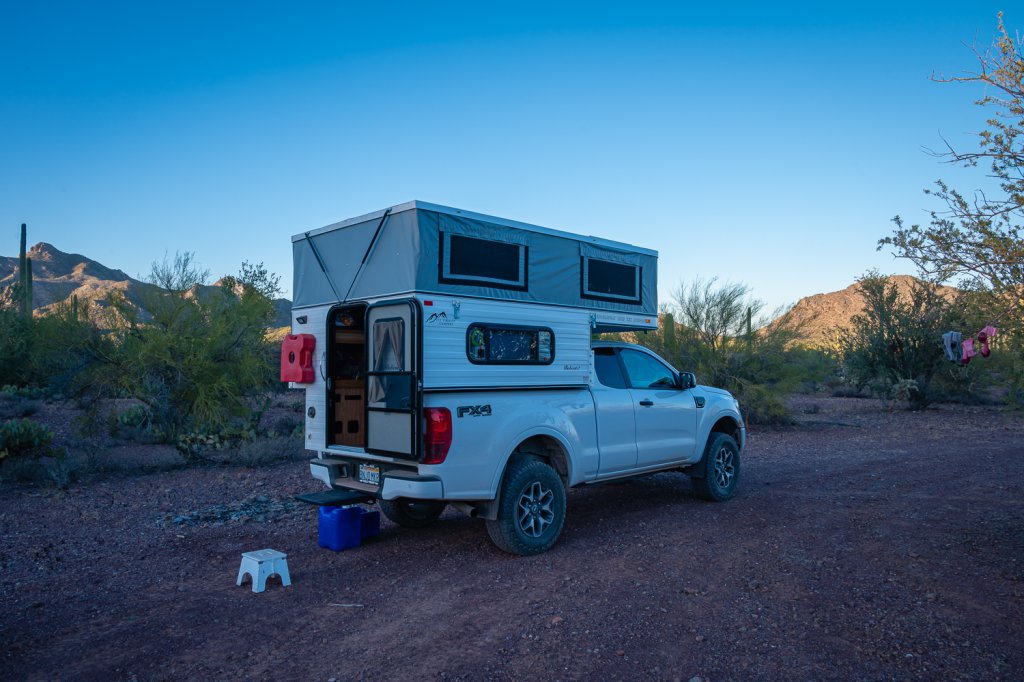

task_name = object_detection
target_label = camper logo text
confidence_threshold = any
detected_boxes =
[426,311,454,327]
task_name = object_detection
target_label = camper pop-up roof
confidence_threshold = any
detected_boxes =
[291,201,658,332]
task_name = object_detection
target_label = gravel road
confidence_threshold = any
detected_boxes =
[2,396,1023,681]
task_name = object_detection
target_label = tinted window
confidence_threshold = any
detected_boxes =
[442,233,527,289]
[467,324,553,364]
[583,257,640,303]
[594,347,627,388]
[619,349,676,389]
[450,235,519,281]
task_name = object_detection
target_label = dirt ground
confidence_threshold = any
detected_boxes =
[2,396,1023,681]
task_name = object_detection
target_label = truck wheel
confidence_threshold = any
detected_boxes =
[379,499,446,528]
[691,433,741,502]
[486,458,566,556]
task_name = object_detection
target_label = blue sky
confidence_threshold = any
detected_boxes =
[0,1,1012,312]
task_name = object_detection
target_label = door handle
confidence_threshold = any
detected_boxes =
[639,399,654,407]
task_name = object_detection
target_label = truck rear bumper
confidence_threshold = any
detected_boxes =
[310,459,444,501]
[380,476,443,501]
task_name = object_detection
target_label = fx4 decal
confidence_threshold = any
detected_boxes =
[457,404,492,418]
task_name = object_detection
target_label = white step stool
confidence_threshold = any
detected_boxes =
[237,549,291,593]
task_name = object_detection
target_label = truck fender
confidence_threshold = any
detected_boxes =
[686,409,744,478]
[488,426,576,503]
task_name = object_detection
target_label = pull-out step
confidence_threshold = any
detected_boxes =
[295,489,374,506]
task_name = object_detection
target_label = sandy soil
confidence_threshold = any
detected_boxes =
[2,396,1023,681]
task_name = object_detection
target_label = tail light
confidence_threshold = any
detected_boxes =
[422,407,452,464]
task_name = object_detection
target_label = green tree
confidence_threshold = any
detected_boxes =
[632,277,821,425]
[882,13,1024,328]
[837,272,963,408]
[95,253,280,439]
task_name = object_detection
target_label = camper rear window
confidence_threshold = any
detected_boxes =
[441,233,527,290]
[581,257,641,304]
[467,324,554,365]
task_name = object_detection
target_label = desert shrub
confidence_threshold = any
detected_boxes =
[117,404,150,429]
[738,385,795,426]
[93,254,281,440]
[102,403,157,441]
[0,303,111,396]
[0,384,49,400]
[620,278,828,425]
[836,272,965,408]
[39,456,79,490]
[0,418,55,460]
[175,426,257,462]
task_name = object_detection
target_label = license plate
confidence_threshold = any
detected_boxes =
[358,463,380,486]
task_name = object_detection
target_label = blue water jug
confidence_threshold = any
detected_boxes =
[318,506,362,551]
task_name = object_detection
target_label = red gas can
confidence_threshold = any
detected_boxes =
[281,334,316,383]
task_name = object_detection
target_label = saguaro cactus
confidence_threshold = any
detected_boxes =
[746,306,753,347]
[19,223,33,318]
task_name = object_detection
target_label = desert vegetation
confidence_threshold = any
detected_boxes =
[0,239,299,486]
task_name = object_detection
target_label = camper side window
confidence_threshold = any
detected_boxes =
[440,232,528,290]
[467,324,554,365]
[581,257,641,304]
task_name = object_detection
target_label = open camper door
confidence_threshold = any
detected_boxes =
[365,300,421,459]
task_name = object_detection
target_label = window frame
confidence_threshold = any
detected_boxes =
[580,256,642,305]
[439,231,529,291]
[593,347,629,389]
[617,347,679,390]
[465,322,555,366]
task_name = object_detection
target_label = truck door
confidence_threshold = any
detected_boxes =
[592,347,639,474]
[618,348,697,467]
[365,300,421,459]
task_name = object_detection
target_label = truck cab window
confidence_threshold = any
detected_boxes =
[593,347,628,388]
[619,349,676,389]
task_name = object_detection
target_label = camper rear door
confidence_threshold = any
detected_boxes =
[365,300,421,459]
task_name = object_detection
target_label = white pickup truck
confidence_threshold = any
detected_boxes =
[286,202,745,555]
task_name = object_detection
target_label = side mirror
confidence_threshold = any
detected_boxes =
[678,372,696,390]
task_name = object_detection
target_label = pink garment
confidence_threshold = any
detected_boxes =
[962,337,977,364]
[977,326,998,357]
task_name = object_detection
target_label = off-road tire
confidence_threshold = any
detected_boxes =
[486,458,567,556]
[379,499,446,528]
[691,433,741,502]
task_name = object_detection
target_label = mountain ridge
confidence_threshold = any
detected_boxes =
[3,244,953,344]
[775,274,959,346]
[0,242,291,326]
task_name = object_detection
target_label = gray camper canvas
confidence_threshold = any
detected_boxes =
[291,200,658,325]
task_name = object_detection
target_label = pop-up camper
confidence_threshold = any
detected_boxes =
[286,201,743,555]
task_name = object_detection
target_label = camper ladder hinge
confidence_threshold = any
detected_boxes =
[452,300,461,319]
[589,313,597,329]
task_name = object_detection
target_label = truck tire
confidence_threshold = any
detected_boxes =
[691,433,741,502]
[486,458,567,556]
[379,499,446,528]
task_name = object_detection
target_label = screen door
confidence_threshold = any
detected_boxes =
[365,300,419,458]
